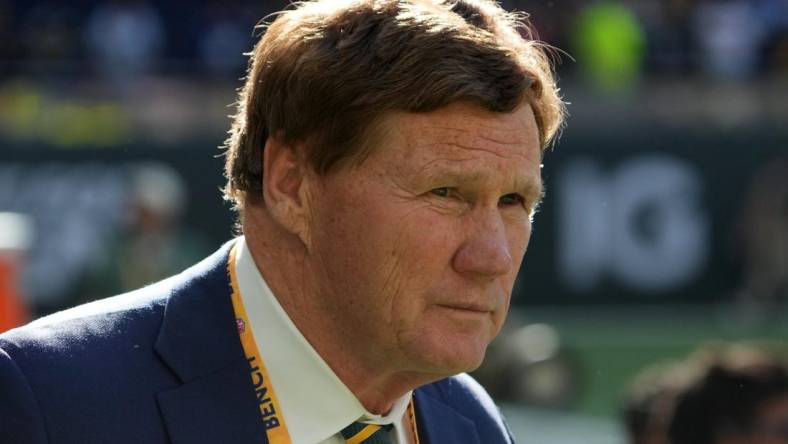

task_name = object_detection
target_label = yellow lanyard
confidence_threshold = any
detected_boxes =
[227,244,420,444]
[229,244,293,443]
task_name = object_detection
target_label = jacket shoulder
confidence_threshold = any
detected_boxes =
[0,282,174,444]
[419,373,516,443]
[0,240,233,354]
[0,278,172,353]
[0,243,233,443]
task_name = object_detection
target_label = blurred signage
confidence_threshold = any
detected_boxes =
[515,127,786,305]
[557,155,708,293]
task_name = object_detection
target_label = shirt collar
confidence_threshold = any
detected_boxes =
[234,237,412,443]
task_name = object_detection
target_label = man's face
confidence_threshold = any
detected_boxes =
[305,101,543,377]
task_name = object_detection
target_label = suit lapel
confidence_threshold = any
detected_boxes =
[154,241,269,444]
[157,364,269,444]
[413,389,481,444]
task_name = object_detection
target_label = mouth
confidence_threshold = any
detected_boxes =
[436,303,494,314]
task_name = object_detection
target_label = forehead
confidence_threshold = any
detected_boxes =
[374,102,542,181]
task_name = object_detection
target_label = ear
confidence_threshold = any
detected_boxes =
[262,135,313,244]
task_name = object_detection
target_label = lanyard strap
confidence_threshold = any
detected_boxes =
[227,243,420,444]
[229,244,294,444]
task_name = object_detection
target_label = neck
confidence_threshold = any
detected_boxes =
[242,208,439,414]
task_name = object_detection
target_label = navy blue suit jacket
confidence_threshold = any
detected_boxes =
[0,242,515,443]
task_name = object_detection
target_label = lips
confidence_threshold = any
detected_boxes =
[437,302,494,313]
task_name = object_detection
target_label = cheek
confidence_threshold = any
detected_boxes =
[509,221,533,266]
[366,212,460,318]
[314,196,416,291]
[395,213,464,285]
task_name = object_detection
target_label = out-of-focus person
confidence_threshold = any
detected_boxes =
[84,0,164,88]
[571,0,646,93]
[693,0,766,80]
[668,344,788,444]
[623,344,788,444]
[622,360,691,444]
[75,163,210,304]
[669,344,788,444]
[0,213,32,333]
[735,157,788,310]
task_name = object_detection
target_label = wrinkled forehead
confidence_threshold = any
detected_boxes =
[364,102,543,195]
[334,101,541,181]
[383,102,541,161]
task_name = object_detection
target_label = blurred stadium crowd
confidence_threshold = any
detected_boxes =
[0,0,265,80]
[0,0,787,82]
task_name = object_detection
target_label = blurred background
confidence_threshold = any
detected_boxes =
[0,0,787,442]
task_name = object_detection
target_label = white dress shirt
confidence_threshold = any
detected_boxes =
[234,237,415,444]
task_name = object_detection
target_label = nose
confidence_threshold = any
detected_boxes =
[452,210,514,280]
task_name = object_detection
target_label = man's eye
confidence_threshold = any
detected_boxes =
[499,193,524,207]
[431,187,451,197]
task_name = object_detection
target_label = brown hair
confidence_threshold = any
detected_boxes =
[669,344,788,444]
[223,0,565,209]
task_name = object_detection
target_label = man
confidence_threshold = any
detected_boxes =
[0,0,564,442]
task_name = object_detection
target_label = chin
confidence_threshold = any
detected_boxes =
[433,354,486,377]
[412,337,490,376]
